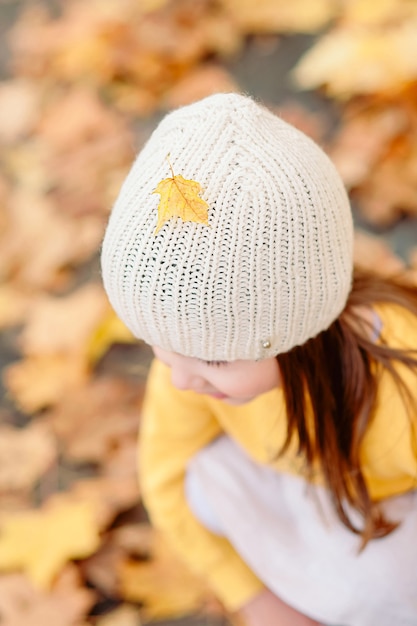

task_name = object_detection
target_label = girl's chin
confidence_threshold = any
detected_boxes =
[223,397,254,405]
[212,394,255,406]
[201,390,256,405]
[205,391,228,400]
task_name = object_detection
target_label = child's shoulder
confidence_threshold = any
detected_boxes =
[374,300,417,349]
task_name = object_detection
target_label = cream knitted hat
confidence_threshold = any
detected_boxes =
[101,93,353,361]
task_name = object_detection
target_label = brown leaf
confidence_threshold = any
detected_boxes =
[0,190,104,290]
[46,376,142,464]
[3,354,88,412]
[330,106,407,189]
[20,285,108,356]
[111,523,154,557]
[66,476,140,530]
[102,440,140,481]
[164,65,238,109]
[119,531,209,619]
[37,88,127,152]
[81,542,124,598]
[0,422,56,493]
[81,523,153,598]
[0,80,40,144]
[356,144,417,225]
[276,102,327,143]
[0,567,94,626]
[354,230,405,276]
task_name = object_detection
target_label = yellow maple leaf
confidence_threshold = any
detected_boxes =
[86,306,135,366]
[0,499,100,588]
[153,161,209,234]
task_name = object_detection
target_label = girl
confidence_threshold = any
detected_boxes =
[101,93,417,625]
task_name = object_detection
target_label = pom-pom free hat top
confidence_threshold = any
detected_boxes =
[101,93,353,361]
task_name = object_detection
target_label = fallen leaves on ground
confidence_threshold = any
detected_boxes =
[0,422,56,492]
[3,354,89,413]
[0,566,95,626]
[293,0,417,98]
[0,499,101,588]
[329,90,417,225]
[45,376,141,464]
[293,0,417,224]
[119,531,211,619]
[219,0,338,33]
[354,231,406,276]
[95,605,141,626]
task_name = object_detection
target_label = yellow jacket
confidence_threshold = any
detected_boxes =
[139,303,417,610]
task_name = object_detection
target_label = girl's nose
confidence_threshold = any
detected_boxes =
[170,364,204,391]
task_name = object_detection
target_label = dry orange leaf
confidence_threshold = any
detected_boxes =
[20,284,108,357]
[0,422,56,492]
[37,88,127,152]
[81,524,151,599]
[66,476,140,530]
[164,65,238,109]
[119,531,209,619]
[0,499,100,588]
[354,230,405,276]
[294,20,417,98]
[0,190,104,290]
[3,354,88,412]
[0,567,94,626]
[0,79,40,144]
[329,107,407,189]
[45,376,141,464]
[153,163,209,234]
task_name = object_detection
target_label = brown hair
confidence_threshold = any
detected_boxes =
[276,268,417,546]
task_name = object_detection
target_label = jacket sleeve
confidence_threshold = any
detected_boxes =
[138,358,264,610]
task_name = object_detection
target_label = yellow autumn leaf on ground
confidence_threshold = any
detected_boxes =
[292,0,417,97]
[343,0,417,26]
[294,13,417,97]
[153,167,209,234]
[0,499,100,588]
[119,531,209,619]
[87,308,134,366]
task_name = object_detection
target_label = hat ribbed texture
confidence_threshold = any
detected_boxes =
[101,93,353,361]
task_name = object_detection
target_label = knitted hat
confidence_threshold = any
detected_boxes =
[101,93,353,361]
